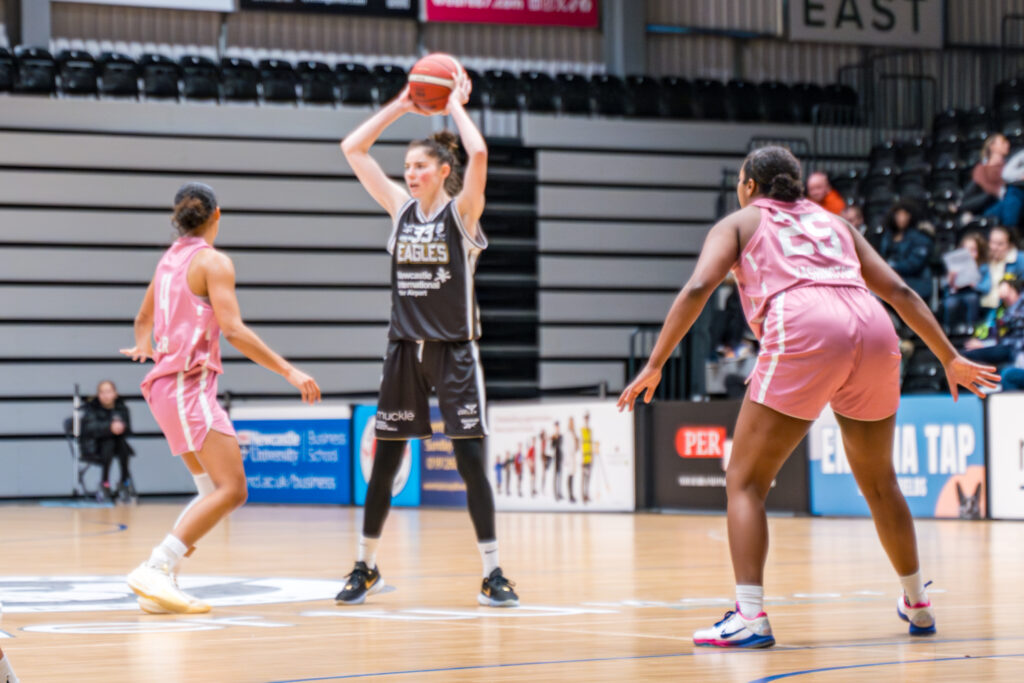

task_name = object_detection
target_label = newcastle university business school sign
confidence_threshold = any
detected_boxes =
[789,0,943,49]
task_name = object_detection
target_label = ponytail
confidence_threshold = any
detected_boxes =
[410,130,465,196]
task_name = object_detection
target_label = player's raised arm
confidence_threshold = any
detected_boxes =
[448,75,487,239]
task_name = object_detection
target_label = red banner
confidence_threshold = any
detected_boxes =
[423,0,599,28]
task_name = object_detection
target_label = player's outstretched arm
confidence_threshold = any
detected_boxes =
[448,75,487,239]
[120,278,156,362]
[850,226,1000,400]
[202,250,321,404]
[618,215,741,411]
[340,86,419,219]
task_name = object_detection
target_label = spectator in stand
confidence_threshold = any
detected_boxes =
[981,226,1024,310]
[962,133,1009,216]
[942,232,990,332]
[879,200,935,302]
[81,380,135,501]
[841,204,881,250]
[982,146,1024,228]
[964,273,1024,390]
[806,171,846,215]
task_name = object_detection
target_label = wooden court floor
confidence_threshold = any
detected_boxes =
[0,503,1022,682]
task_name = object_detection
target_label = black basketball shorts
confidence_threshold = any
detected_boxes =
[375,340,488,440]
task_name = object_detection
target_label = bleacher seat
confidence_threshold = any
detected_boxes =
[297,61,335,105]
[180,55,219,101]
[56,49,98,96]
[725,79,760,121]
[626,75,661,118]
[902,350,946,393]
[929,134,962,167]
[964,106,994,143]
[555,72,591,114]
[998,102,1024,137]
[590,74,628,116]
[824,83,858,108]
[259,59,297,103]
[896,169,929,202]
[464,68,484,108]
[335,62,374,104]
[791,82,827,123]
[932,109,963,139]
[14,46,57,94]
[869,140,899,170]
[221,57,258,102]
[928,161,961,196]
[0,47,14,92]
[483,69,520,111]
[994,78,1024,112]
[660,76,694,119]
[758,81,795,123]
[372,64,405,104]
[896,138,929,172]
[140,53,179,100]
[694,78,727,119]
[97,52,138,98]
[521,70,557,112]
[831,169,862,204]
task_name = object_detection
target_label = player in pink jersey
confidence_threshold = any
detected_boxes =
[120,183,321,614]
[619,147,999,648]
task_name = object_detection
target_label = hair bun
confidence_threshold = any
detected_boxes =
[768,173,803,202]
[430,130,461,158]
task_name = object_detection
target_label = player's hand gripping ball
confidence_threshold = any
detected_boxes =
[408,53,468,113]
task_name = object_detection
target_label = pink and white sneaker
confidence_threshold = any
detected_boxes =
[897,591,936,636]
[693,604,775,648]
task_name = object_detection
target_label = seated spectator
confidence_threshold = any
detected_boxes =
[81,380,135,501]
[964,274,1024,390]
[962,133,1009,215]
[941,232,990,331]
[879,200,934,301]
[841,204,882,250]
[982,147,1024,227]
[980,225,1024,310]
[806,171,846,215]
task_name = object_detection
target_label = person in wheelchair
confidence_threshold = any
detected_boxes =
[81,380,136,502]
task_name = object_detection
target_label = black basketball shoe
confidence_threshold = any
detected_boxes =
[478,567,519,607]
[335,561,383,605]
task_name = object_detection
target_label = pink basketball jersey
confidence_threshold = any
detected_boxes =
[142,236,223,390]
[732,197,868,339]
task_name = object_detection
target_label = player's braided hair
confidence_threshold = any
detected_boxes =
[410,130,465,196]
[741,146,804,202]
[172,182,218,235]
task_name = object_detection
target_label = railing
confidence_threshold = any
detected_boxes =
[628,315,710,402]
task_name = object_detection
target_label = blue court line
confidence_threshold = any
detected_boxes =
[0,520,127,543]
[748,653,1024,682]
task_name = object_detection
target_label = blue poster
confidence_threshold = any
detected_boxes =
[809,395,987,519]
[232,405,352,504]
[352,404,421,507]
[420,404,466,507]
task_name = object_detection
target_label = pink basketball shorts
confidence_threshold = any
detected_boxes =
[747,285,901,422]
[143,367,236,456]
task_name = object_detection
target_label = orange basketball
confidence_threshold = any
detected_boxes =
[408,53,465,113]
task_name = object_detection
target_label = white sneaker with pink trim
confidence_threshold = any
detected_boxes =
[897,592,936,635]
[693,605,775,648]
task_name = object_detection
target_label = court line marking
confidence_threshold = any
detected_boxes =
[747,653,1024,682]
[0,520,127,543]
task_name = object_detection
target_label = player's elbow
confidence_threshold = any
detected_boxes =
[221,323,246,343]
[468,148,487,165]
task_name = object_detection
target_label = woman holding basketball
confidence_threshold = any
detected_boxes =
[619,147,998,647]
[335,59,518,607]
[121,182,321,614]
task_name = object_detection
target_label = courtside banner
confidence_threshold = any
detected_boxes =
[423,0,599,28]
[809,396,987,518]
[232,405,352,504]
[649,401,808,512]
[240,0,418,17]
[487,400,635,512]
[419,405,466,507]
[986,394,1024,519]
[352,405,421,507]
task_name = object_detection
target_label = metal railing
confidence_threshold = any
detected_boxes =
[627,313,710,402]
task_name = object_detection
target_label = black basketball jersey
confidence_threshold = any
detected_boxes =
[387,199,487,341]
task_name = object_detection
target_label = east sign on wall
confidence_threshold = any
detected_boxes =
[789,0,943,49]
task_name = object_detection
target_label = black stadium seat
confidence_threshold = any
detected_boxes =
[896,169,929,202]
[14,46,57,94]
[372,64,406,104]
[259,59,297,103]
[335,62,374,104]
[483,69,520,111]
[626,75,661,117]
[929,134,963,167]
[824,83,858,108]
[180,55,219,101]
[555,72,591,114]
[994,78,1024,111]
[660,76,694,119]
[830,169,862,204]
[869,140,898,170]
[590,74,628,116]
[791,82,826,123]
[0,47,14,92]
[221,57,258,102]
[694,78,727,119]
[932,108,962,139]
[57,49,98,96]
[463,68,484,108]
[521,70,557,112]
[964,106,994,142]
[140,53,180,100]
[758,81,794,123]
[297,61,335,104]
[97,52,138,98]
[725,79,760,121]
[896,137,929,172]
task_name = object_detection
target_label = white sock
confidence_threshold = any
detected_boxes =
[736,584,764,617]
[173,473,215,530]
[900,570,928,606]
[479,540,499,578]
[147,533,188,571]
[358,536,380,569]
[0,654,19,683]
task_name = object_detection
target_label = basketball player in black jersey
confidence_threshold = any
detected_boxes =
[335,73,518,607]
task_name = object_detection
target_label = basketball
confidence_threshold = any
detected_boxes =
[408,53,465,112]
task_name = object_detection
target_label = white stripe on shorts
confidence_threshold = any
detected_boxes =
[471,341,489,435]
[757,291,786,404]
[197,366,214,430]
[176,371,196,452]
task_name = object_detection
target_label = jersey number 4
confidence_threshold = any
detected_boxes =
[771,210,843,258]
